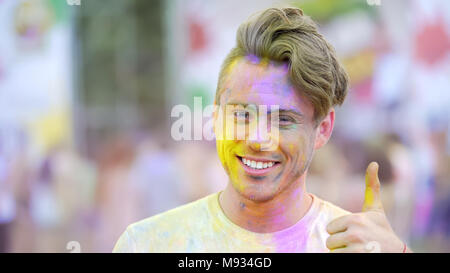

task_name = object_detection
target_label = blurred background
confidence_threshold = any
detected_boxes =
[0,0,449,252]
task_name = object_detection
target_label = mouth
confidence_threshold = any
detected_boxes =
[236,155,280,176]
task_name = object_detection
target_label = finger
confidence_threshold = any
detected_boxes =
[326,231,349,250]
[329,244,364,253]
[326,215,350,235]
[329,247,348,253]
[362,161,384,212]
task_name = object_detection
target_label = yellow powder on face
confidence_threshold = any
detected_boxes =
[217,141,246,193]
[223,57,242,85]
[259,57,270,67]
[288,143,295,153]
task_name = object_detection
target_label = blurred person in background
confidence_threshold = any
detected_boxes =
[130,132,184,217]
[113,7,411,253]
[46,144,97,252]
[6,138,35,252]
[426,128,450,252]
[0,147,15,253]
[93,135,141,252]
[307,140,355,209]
[29,148,62,251]
[174,141,228,203]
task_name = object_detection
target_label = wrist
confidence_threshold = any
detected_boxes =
[402,242,413,253]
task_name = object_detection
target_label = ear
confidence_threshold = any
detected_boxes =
[313,108,335,150]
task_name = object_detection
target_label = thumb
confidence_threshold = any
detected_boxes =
[362,162,384,212]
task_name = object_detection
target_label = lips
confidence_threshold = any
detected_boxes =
[237,156,280,176]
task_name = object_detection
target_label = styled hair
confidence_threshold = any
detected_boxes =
[216,7,349,123]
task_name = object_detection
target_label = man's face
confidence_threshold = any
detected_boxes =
[214,57,328,202]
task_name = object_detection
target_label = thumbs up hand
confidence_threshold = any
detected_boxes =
[325,162,411,253]
[362,162,385,213]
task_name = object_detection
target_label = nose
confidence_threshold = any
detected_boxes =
[246,117,279,152]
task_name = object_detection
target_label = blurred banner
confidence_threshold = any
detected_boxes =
[166,0,282,108]
[0,0,73,159]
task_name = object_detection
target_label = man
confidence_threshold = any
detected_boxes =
[113,7,411,253]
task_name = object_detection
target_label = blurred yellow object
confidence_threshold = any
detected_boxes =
[26,107,72,154]
[14,0,53,40]
[343,49,376,85]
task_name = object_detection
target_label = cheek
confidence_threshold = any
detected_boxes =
[216,140,247,191]
[281,130,314,170]
[216,139,228,169]
[216,140,238,174]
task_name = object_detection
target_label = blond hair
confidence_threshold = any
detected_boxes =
[216,7,349,123]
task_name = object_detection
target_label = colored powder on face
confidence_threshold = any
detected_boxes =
[217,140,247,192]
[246,54,260,64]
[259,57,270,67]
[224,57,242,81]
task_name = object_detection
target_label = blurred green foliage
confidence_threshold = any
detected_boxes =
[75,0,165,154]
[292,0,375,22]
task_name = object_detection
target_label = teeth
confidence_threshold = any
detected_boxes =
[240,157,276,170]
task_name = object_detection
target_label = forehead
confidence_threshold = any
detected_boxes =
[219,57,313,115]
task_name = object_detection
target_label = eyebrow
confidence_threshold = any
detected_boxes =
[225,101,304,118]
[277,109,304,118]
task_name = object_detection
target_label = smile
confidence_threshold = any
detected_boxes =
[237,156,280,176]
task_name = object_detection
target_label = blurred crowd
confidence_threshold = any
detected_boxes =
[0,131,227,252]
[1,127,449,252]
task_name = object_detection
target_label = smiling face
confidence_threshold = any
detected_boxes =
[214,56,334,203]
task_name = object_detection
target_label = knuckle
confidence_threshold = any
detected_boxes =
[347,230,363,243]
[349,215,360,225]
[350,214,366,226]
[326,224,333,234]
[372,181,381,190]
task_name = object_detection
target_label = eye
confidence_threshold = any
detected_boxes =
[234,111,249,122]
[278,115,295,123]
[235,111,247,118]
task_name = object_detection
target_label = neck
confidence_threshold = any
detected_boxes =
[219,173,313,233]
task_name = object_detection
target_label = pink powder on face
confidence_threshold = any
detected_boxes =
[246,54,261,64]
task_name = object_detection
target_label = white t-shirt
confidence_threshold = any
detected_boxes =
[113,191,350,252]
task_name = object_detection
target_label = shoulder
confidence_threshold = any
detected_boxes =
[113,192,218,252]
[302,194,352,252]
[130,193,214,232]
[311,194,351,223]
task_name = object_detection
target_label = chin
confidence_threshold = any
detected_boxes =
[231,179,281,203]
